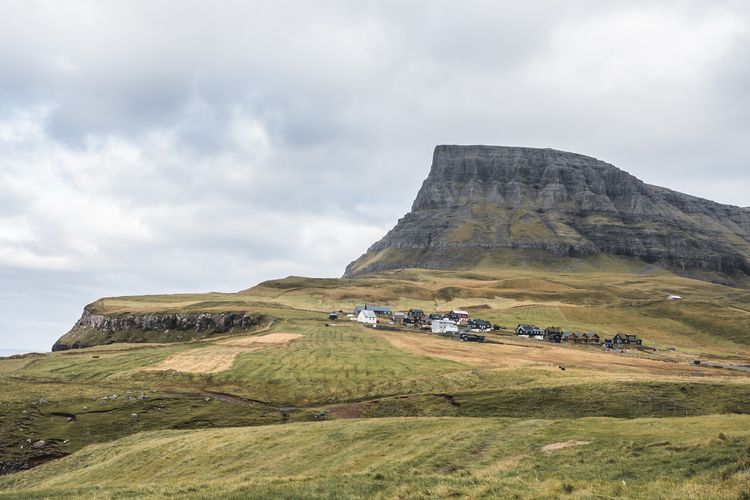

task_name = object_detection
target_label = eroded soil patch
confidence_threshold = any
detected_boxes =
[143,333,302,373]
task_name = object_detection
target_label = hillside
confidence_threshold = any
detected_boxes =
[3,268,750,497]
[3,416,750,499]
[6,145,750,498]
[345,145,750,285]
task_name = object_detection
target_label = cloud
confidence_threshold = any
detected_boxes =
[0,0,749,351]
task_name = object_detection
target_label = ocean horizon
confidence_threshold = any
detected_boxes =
[0,348,40,357]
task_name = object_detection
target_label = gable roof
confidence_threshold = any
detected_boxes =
[359,310,377,319]
[354,304,392,314]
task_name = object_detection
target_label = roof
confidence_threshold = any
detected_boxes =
[359,310,377,319]
[451,310,469,315]
[354,304,392,314]
[518,324,542,331]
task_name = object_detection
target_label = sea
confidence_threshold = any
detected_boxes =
[0,348,39,357]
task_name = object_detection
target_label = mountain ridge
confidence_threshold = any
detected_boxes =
[344,145,750,283]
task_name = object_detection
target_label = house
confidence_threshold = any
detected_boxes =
[328,311,338,321]
[544,327,562,343]
[357,310,377,325]
[516,324,543,337]
[612,333,642,345]
[444,312,460,322]
[393,311,407,322]
[586,333,601,344]
[562,332,579,344]
[353,304,393,317]
[407,309,425,320]
[428,313,443,321]
[451,310,469,319]
[468,319,491,331]
[431,319,458,334]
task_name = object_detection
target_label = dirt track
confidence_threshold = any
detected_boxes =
[143,333,302,374]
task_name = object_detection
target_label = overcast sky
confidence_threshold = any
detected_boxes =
[1,0,749,353]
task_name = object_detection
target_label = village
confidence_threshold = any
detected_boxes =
[331,304,645,350]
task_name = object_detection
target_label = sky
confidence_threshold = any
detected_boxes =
[1,0,749,353]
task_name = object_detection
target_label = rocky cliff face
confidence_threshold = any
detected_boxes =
[52,305,268,351]
[345,145,750,283]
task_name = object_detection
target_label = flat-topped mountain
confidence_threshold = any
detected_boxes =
[345,145,750,284]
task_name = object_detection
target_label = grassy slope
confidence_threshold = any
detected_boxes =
[2,416,750,499]
[2,267,750,496]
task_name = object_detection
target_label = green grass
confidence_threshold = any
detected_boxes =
[2,415,749,499]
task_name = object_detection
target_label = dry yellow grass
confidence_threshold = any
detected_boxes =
[218,332,301,346]
[142,333,302,373]
[378,331,750,379]
[541,440,591,453]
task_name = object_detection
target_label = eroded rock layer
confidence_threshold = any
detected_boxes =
[345,145,750,282]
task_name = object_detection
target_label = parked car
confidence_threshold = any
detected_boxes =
[459,333,485,342]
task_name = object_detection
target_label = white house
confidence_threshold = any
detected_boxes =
[431,319,458,334]
[357,309,377,325]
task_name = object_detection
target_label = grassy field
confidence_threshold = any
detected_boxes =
[2,267,750,496]
[1,415,749,499]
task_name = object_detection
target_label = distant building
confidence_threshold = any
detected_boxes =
[353,304,393,316]
[357,310,377,325]
[516,324,543,337]
[328,311,338,321]
[468,319,491,331]
[668,295,683,301]
[407,309,425,320]
[611,333,642,345]
[543,327,562,343]
[562,332,579,344]
[393,311,407,322]
[431,319,458,334]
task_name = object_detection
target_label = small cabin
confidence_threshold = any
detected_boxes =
[562,332,579,344]
[393,312,407,323]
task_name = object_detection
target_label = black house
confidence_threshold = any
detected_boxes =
[468,319,491,331]
[543,326,562,343]
[516,324,543,337]
[612,333,643,345]
[408,309,425,320]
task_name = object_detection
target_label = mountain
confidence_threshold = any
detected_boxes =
[345,145,750,284]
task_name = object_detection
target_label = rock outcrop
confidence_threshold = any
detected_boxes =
[52,305,268,351]
[345,145,750,283]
